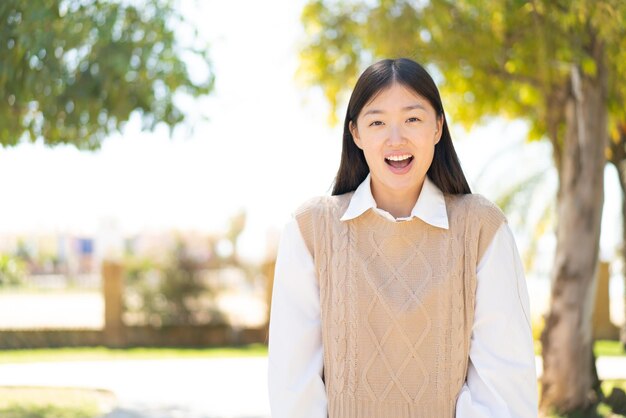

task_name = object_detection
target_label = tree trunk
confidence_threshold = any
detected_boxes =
[539,52,608,414]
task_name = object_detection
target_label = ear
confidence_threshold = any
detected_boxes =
[435,115,444,144]
[350,120,363,150]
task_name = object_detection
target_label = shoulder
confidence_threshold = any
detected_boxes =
[446,193,509,264]
[292,191,355,221]
[445,193,507,225]
[291,191,354,257]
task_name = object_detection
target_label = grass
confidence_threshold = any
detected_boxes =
[0,339,622,365]
[533,340,626,357]
[1,345,625,417]
[540,380,626,417]
[595,341,626,357]
[2,380,626,418]
[0,386,116,418]
[0,343,268,364]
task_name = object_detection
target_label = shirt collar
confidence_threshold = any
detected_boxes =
[339,173,449,229]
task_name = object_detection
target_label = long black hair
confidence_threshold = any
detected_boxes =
[331,58,471,196]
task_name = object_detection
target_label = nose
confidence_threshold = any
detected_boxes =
[386,124,405,146]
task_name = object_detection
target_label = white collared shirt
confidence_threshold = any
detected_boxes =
[267,173,539,418]
[340,173,450,228]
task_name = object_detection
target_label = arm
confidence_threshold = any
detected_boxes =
[267,217,328,418]
[456,223,539,418]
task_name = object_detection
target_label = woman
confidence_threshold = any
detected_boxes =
[267,58,538,417]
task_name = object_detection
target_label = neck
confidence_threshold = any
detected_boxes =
[370,177,425,219]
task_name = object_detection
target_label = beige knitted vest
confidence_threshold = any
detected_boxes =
[294,190,506,418]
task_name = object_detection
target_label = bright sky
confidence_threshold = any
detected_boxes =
[0,0,621,265]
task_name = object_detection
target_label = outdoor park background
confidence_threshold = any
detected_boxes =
[0,0,625,417]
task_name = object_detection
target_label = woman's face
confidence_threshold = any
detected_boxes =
[349,82,443,198]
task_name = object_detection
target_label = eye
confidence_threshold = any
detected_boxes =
[407,117,421,123]
[369,121,384,127]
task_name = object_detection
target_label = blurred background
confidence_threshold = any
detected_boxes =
[0,0,625,417]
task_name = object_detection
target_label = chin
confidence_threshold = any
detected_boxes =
[384,174,423,189]
[383,178,417,190]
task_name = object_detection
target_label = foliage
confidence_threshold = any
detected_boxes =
[122,211,256,327]
[123,240,226,326]
[0,0,214,150]
[299,0,626,141]
[157,240,220,325]
[0,254,26,286]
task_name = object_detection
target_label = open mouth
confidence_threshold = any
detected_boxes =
[384,155,414,169]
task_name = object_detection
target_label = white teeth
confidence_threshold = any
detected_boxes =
[385,154,413,161]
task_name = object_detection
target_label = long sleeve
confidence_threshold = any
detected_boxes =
[267,217,328,418]
[455,223,539,418]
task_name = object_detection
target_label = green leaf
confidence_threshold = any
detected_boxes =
[0,0,215,150]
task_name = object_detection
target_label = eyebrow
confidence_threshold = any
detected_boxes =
[362,104,426,116]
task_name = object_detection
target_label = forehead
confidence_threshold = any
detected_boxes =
[362,83,432,114]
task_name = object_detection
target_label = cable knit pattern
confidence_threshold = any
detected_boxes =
[294,191,505,418]
[347,219,359,394]
[327,196,349,394]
